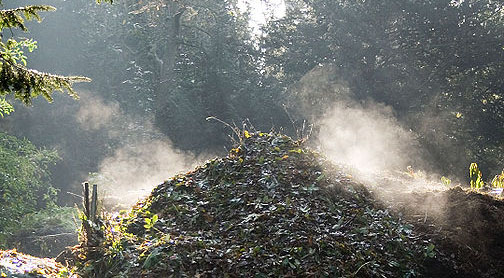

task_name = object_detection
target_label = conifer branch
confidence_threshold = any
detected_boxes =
[0,5,56,31]
[0,55,91,105]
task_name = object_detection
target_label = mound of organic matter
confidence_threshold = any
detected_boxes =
[362,170,504,278]
[0,249,74,278]
[393,188,504,278]
[75,133,458,277]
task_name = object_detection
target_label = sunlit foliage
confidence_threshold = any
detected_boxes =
[469,162,484,189]
[0,1,90,114]
[0,132,59,247]
[491,170,504,188]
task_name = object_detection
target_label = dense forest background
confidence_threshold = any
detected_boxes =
[1,0,503,254]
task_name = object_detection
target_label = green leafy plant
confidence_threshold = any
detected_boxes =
[441,176,452,186]
[491,170,504,188]
[0,98,13,117]
[0,132,60,247]
[144,214,158,230]
[57,267,71,278]
[424,243,436,258]
[469,163,484,189]
[0,38,37,66]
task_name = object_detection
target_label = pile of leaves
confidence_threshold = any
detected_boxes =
[76,132,453,277]
[0,249,74,278]
[388,187,504,278]
[358,166,504,278]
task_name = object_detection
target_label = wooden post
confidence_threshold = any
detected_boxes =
[90,184,98,222]
[83,182,90,220]
[82,182,92,247]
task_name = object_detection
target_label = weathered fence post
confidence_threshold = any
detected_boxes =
[90,184,98,223]
[83,182,90,220]
[82,182,99,247]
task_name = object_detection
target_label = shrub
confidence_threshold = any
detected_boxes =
[0,132,60,247]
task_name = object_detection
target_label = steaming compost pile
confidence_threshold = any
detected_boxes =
[376,185,504,278]
[75,132,463,277]
[0,249,74,278]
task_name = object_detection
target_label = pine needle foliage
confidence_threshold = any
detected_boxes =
[0,5,56,31]
[0,1,92,115]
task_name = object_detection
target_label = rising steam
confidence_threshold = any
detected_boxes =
[95,139,194,208]
[75,91,197,209]
[290,65,448,196]
[318,101,420,174]
[76,93,120,131]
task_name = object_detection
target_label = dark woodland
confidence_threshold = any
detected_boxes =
[1,0,504,277]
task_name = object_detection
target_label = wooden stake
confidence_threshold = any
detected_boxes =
[82,182,92,247]
[83,182,90,220]
[91,184,98,222]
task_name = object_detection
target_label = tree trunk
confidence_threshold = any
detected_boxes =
[155,3,186,111]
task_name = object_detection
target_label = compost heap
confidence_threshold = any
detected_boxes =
[374,184,504,278]
[76,132,473,278]
[0,249,75,278]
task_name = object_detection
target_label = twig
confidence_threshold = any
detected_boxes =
[66,191,83,199]
[353,261,372,277]
[206,116,241,143]
[30,233,75,240]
